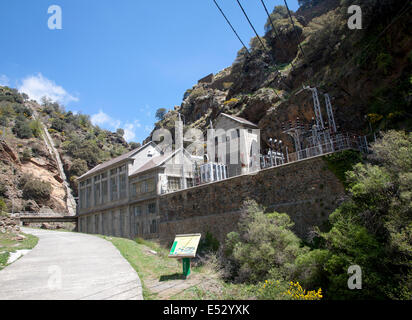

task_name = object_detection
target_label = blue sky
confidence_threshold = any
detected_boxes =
[0,0,299,143]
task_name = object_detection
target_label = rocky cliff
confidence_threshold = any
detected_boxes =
[146,0,411,151]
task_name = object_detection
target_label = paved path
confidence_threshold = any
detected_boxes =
[0,228,143,300]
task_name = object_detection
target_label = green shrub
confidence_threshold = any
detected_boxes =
[29,120,43,138]
[50,118,65,132]
[198,231,220,254]
[224,200,307,283]
[324,150,362,187]
[21,148,32,162]
[13,119,33,139]
[70,158,88,176]
[0,197,7,214]
[22,176,52,202]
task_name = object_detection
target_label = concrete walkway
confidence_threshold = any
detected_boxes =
[0,228,143,300]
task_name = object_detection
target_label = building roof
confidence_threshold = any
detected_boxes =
[219,113,258,128]
[130,148,192,177]
[78,141,156,180]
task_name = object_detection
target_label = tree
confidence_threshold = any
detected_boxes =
[297,131,412,299]
[13,119,33,139]
[51,118,65,132]
[70,158,88,176]
[155,108,167,121]
[224,200,307,283]
[129,142,141,150]
[264,5,289,33]
[116,128,125,136]
[22,176,52,203]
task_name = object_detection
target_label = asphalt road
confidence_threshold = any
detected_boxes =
[0,228,143,300]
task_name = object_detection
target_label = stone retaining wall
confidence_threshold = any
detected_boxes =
[158,156,345,245]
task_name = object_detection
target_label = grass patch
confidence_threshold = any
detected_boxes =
[102,235,257,300]
[0,232,38,270]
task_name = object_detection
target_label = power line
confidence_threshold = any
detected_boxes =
[283,0,305,58]
[212,0,250,55]
[235,0,268,53]
[235,0,292,95]
[260,0,296,71]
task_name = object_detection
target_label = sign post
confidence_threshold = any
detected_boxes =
[168,234,201,278]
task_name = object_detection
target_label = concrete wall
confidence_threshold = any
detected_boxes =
[157,156,344,245]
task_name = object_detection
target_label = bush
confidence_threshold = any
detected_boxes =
[13,119,33,139]
[129,142,141,150]
[29,120,43,138]
[155,108,167,121]
[198,231,220,254]
[50,118,65,132]
[224,200,307,283]
[70,158,88,176]
[21,148,32,162]
[0,197,7,214]
[21,176,52,202]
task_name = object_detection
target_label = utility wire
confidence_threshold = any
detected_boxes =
[260,0,296,71]
[212,0,250,55]
[235,0,268,53]
[235,0,290,95]
[283,0,305,58]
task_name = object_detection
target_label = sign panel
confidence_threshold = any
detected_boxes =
[168,234,201,258]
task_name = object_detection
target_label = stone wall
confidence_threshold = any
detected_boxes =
[158,155,345,245]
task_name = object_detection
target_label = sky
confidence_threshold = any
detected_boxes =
[0,0,299,143]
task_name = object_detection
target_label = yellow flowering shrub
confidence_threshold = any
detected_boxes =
[223,98,239,105]
[368,113,383,124]
[257,280,288,300]
[283,281,323,300]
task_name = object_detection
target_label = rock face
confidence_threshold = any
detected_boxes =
[0,216,20,234]
[146,0,412,151]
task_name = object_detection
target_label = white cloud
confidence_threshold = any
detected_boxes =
[91,110,120,128]
[0,75,9,86]
[91,110,141,142]
[123,120,142,142]
[18,73,78,104]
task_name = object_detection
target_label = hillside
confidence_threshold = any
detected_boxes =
[0,87,136,214]
[146,0,411,149]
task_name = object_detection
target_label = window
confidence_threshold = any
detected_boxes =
[86,185,92,208]
[119,174,126,199]
[167,176,181,191]
[94,181,101,206]
[80,188,86,209]
[134,206,141,216]
[140,181,148,193]
[150,219,157,233]
[148,203,156,214]
[131,183,137,197]
[101,180,108,203]
[111,175,118,201]
[186,178,194,188]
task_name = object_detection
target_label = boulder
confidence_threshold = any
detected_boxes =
[41,223,52,230]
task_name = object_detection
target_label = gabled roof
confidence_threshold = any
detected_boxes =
[78,141,158,180]
[218,113,258,128]
[130,148,193,177]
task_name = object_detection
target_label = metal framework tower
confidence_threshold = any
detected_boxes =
[324,94,337,133]
[304,86,324,130]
